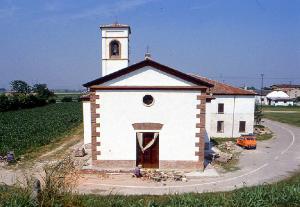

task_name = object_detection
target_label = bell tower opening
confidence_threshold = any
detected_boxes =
[109,40,121,58]
[100,23,131,77]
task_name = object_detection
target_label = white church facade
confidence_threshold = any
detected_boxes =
[82,23,256,170]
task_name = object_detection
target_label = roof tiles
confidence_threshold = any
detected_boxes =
[192,75,256,96]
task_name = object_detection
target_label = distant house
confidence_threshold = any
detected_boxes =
[266,91,294,106]
[254,89,272,105]
[271,84,300,99]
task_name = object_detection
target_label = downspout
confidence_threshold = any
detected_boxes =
[231,95,236,138]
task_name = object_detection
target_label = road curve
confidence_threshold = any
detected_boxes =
[78,119,300,195]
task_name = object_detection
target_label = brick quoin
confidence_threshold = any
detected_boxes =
[196,92,206,170]
[90,90,101,161]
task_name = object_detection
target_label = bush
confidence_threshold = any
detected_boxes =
[48,98,56,104]
[0,94,47,112]
[61,96,73,102]
[0,94,9,111]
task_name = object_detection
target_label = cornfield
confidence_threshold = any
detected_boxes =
[0,102,82,157]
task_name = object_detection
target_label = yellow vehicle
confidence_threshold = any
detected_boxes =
[236,134,257,149]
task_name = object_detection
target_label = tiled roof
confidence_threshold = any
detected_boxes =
[191,75,256,96]
[83,59,214,88]
[271,84,300,89]
[100,23,131,33]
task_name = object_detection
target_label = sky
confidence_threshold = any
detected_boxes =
[0,0,299,90]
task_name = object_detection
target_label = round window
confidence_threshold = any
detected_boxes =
[143,95,154,106]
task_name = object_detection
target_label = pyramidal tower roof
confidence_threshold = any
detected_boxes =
[100,23,131,33]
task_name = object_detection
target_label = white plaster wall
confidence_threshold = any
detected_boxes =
[102,28,129,38]
[101,28,129,76]
[102,66,196,86]
[83,101,92,145]
[97,90,200,161]
[255,95,268,105]
[205,101,212,142]
[207,95,255,138]
[271,100,294,106]
[102,60,129,76]
[287,88,300,99]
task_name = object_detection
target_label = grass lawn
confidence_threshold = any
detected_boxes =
[0,102,82,157]
[263,105,300,112]
[262,104,300,127]
[256,133,273,141]
[264,112,300,127]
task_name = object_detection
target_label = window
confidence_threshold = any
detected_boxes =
[239,121,246,133]
[217,121,224,133]
[109,40,120,58]
[143,95,154,106]
[218,103,224,114]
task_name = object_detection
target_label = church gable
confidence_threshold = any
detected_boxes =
[101,66,196,86]
[83,59,213,88]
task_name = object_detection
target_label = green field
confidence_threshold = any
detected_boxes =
[54,93,82,102]
[262,105,300,127]
[263,105,300,112]
[0,102,82,157]
[264,112,300,127]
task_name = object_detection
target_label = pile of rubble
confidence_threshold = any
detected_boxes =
[0,151,16,166]
[210,141,241,163]
[135,169,188,182]
[254,125,271,135]
[74,147,86,157]
[214,151,233,163]
[220,141,241,153]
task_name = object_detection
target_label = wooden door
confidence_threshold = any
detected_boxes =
[136,132,159,168]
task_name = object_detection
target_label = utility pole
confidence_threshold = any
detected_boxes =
[260,74,264,110]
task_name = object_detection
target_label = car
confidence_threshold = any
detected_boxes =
[236,134,257,149]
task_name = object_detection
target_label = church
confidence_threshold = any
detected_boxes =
[81,23,256,170]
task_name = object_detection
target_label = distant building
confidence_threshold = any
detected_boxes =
[271,84,300,99]
[266,91,294,106]
[254,89,272,105]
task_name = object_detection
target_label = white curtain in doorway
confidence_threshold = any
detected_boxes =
[137,132,158,153]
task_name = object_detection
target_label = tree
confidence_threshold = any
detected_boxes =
[0,94,9,111]
[247,86,256,90]
[254,104,263,125]
[10,80,31,94]
[32,83,54,99]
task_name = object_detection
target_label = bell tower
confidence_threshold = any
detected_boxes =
[100,23,131,76]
